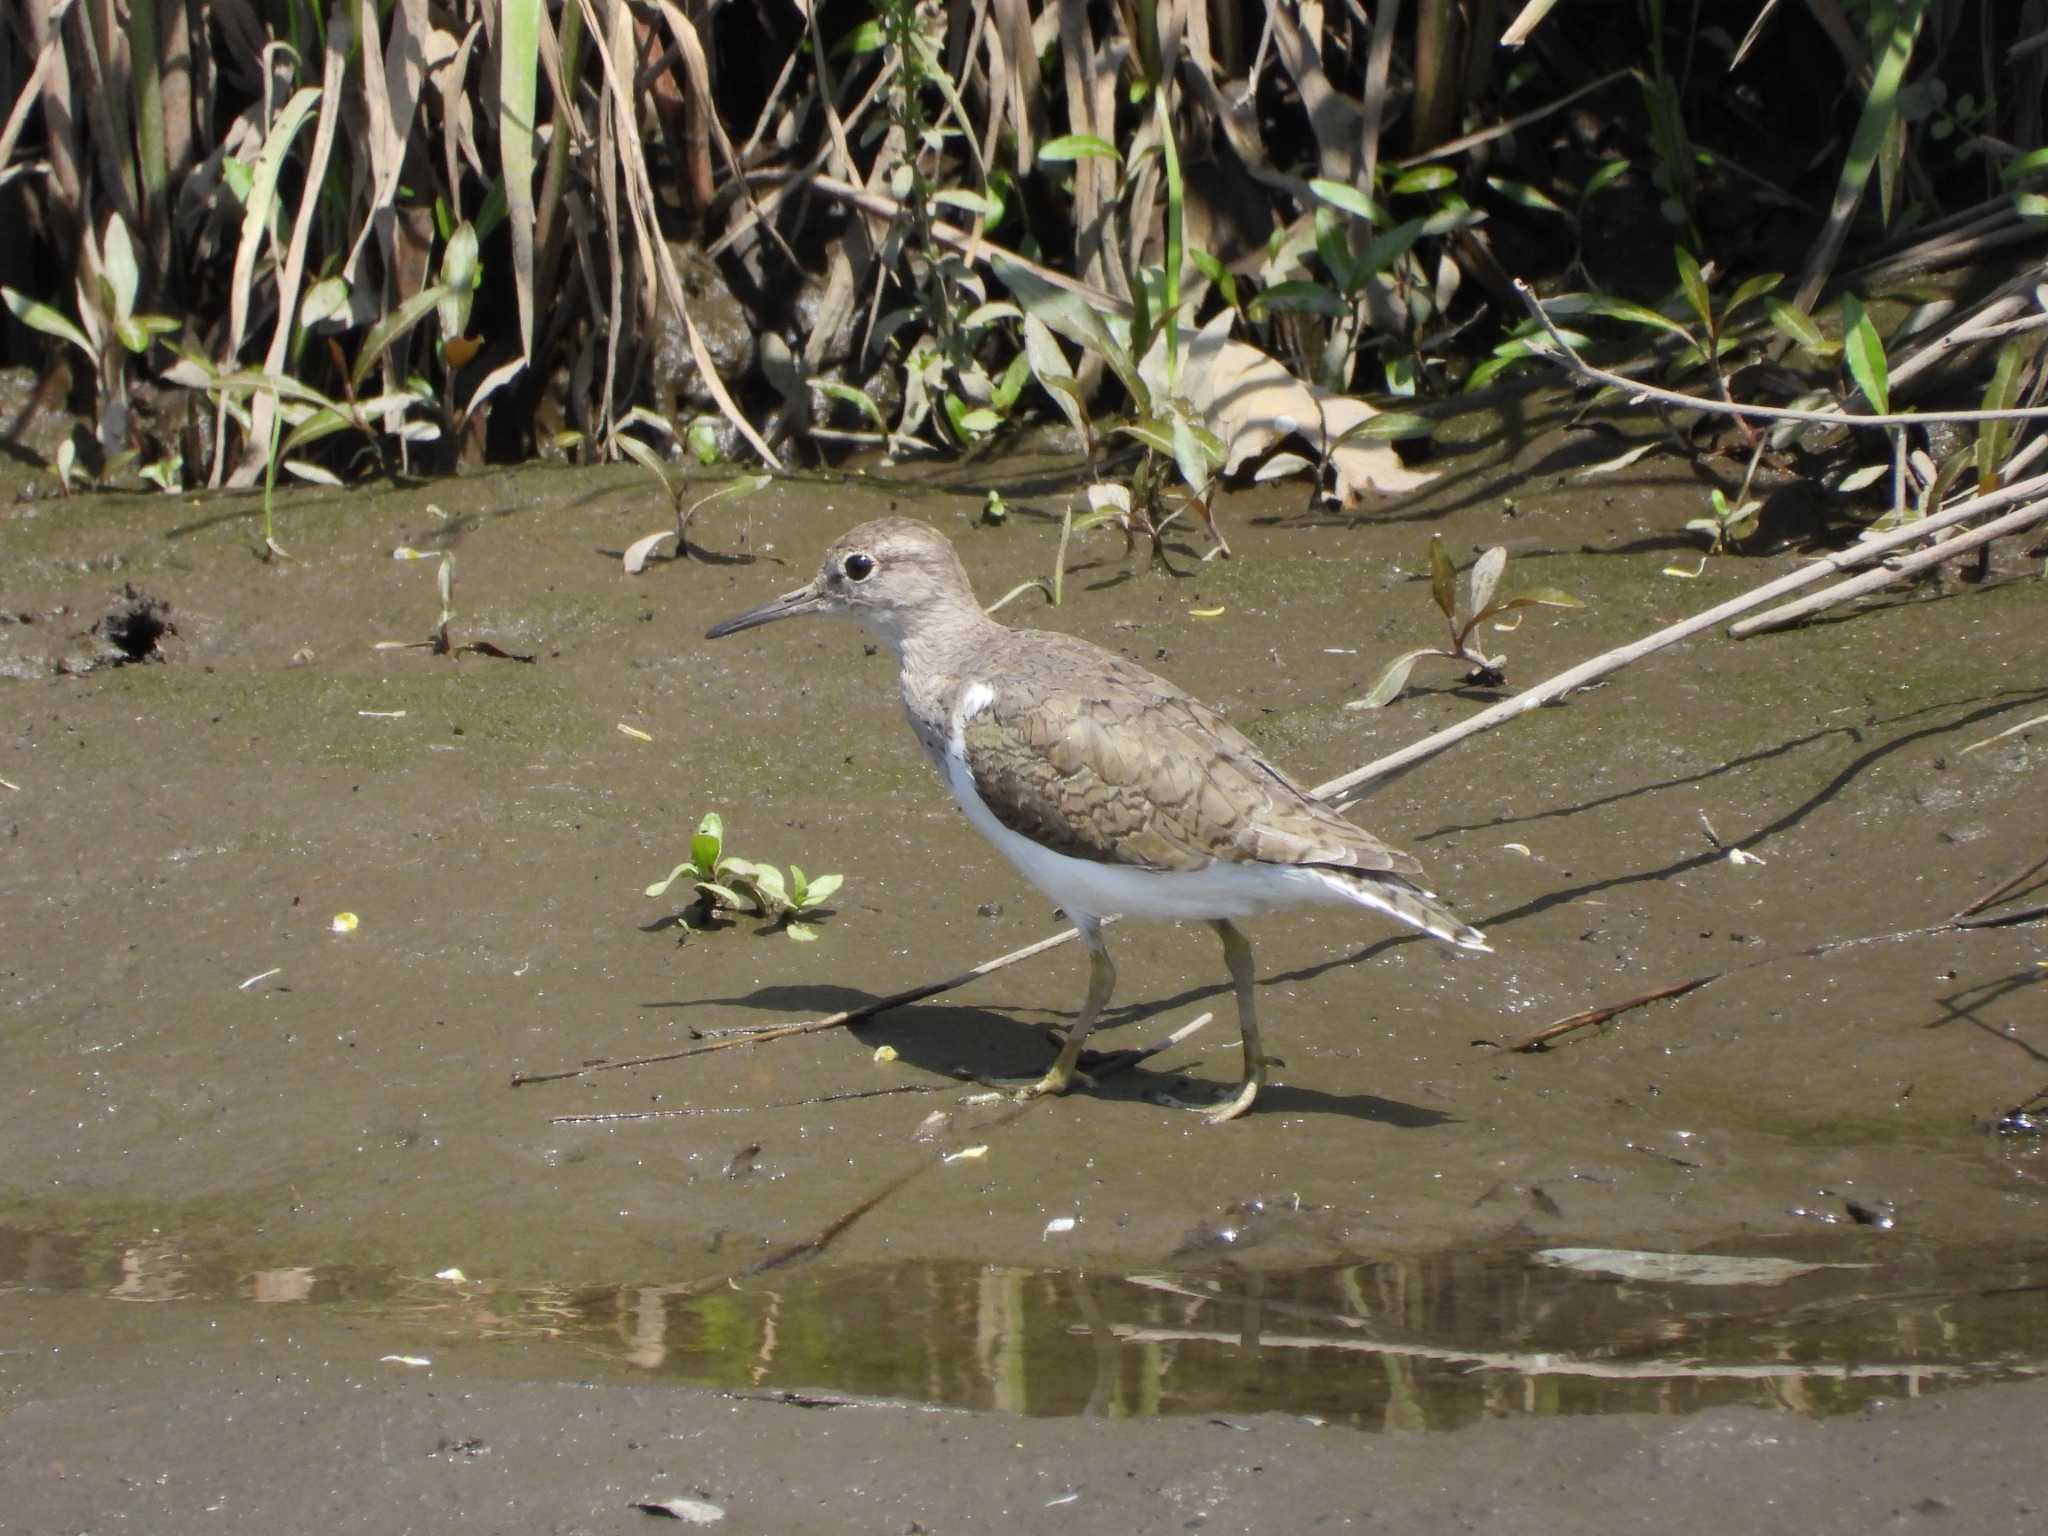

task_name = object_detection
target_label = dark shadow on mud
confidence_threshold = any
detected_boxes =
[640,980,1456,1127]
[1924,970,2048,1065]
[1455,687,2048,935]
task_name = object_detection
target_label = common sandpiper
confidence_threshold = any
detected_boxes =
[706,517,1487,1121]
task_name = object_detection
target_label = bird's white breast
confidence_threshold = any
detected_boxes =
[938,682,1355,923]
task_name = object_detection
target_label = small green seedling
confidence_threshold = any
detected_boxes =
[1354,538,1582,709]
[646,813,844,940]
[375,528,533,660]
[1686,487,1761,554]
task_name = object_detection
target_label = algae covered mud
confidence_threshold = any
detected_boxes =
[2,425,2045,1525]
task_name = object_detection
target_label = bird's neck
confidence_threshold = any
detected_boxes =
[884,602,1004,765]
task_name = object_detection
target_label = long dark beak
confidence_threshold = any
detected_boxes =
[704,582,827,639]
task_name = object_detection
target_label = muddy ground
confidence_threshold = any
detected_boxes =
[2,410,2045,1533]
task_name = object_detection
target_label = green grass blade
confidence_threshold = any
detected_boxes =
[128,0,167,263]
[2,286,93,355]
[1975,340,2022,493]
[498,0,541,361]
[351,283,451,391]
[1674,246,1712,332]
[227,86,323,362]
[1158,91,1184,387]
[1838,294,1890,416]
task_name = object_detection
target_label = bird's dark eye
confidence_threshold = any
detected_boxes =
[843,552,876,581]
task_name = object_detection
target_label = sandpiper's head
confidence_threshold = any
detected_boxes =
[704,517,977,650]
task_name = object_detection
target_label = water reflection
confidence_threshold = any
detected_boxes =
[4,1225,2044,1428]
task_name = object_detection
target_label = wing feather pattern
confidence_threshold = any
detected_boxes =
[957,634,1423,880]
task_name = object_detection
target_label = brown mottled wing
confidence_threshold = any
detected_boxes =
[958,637,1422,878]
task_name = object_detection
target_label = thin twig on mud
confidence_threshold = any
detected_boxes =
[1501,973,1724,1053]
[509,925,1084,1085]
[546,1013,1215,1120]
[1497,886,2048,1056]
[1953,853,2048,921]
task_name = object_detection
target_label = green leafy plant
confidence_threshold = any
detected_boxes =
[373,527,533,661]
[646,813,844,941]
[1687,488,1763,554]
[3,212,180,471]
[1354,539,1582,708]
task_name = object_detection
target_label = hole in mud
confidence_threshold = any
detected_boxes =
[96,585,174,662]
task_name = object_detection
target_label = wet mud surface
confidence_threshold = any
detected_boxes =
[4,417,2046,1530]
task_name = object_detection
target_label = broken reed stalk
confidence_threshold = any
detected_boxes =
[1727,495,2048,636]
[1313,468,2048,806]
[1503,974,1723,1053]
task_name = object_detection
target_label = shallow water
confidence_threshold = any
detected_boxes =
[7,1218,2046,1427]
[3,418,2044,1432]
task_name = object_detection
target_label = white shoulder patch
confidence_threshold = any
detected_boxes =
[947,681,996,760]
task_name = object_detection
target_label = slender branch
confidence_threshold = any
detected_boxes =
[1312,469,2048,804]
[1513,279,2048,426]
[1389,69,1631,169]
[510,926,1087,1085]
[1728,496,2048,637]
[1503,974,1722,1053]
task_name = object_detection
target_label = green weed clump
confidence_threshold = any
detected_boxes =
[646,813,843,942]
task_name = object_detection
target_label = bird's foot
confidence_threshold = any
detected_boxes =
[1156,1069,1264,1124]
[967,1061,1095,1102]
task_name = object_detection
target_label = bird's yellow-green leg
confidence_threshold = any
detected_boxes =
[1165,920,1266,1123]
[984,923,1113,1101]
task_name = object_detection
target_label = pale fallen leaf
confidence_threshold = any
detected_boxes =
[1573,441,1660,478]
[943,1144,990,1164]
[238,967,283,990]
[1251,451,1316,482]
[617,724,654,742]
[1042,1216,1077,1238]
[624,529,678,574]
[380,1354,432,1366]
[873,1045,898,1063]
[1085,482,1131,516]
[634,1497,725,1523]
[1144,311,1436,505]
[1502,843,1532,856]
[435,1268,467,1282]
[1189,605,1226,618]
[1662,557,1707,579]
[330,912,359,934]
[1726,847,1766,866]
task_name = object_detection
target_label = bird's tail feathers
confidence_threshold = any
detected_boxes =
[1318,868,1491,952]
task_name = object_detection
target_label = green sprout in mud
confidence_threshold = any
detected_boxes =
[646,813,844,942]
[1355,538,1582,709]
[1687,487,1762,555]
